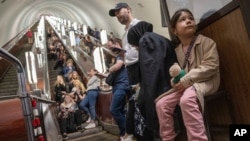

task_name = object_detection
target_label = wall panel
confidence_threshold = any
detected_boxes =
[200,8,250,124]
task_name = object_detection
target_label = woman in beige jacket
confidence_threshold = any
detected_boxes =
[156,8,220,141]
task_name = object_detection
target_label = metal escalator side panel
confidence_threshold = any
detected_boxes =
[0,98,28,141]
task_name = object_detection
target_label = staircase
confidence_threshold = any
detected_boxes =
[0,43,32,97]
[44,22,123,140]
[0,21,39,97]
[47,56,123,141]
[47,59,59,99]
[0,21,122,140]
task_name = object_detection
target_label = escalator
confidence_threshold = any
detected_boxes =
[0,18,122,141]
[45,53,120,141]
[0,42,121,141]
[0,43,32,97]
[44,21,120,141]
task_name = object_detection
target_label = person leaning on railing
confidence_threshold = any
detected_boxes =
[79,68,100,129]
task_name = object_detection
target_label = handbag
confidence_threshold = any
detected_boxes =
[105,72,116,86]
[105,62,125,85]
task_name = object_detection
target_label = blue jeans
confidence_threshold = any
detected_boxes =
[110,88,127,136]
[79,89,99,120]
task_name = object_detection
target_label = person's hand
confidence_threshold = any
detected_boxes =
[170,78,175,87]
[95,73,107,79]
[76,89,81,94]
[173,82,185,93]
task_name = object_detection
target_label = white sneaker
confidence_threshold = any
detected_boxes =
[84,123,96,129]
[85,116,91,123]
[123,134,133,141]
[120,136,124,141]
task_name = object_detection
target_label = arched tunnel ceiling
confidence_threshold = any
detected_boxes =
[0,0,169,47]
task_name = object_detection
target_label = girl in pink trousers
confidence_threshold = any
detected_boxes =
[155,8,220,141]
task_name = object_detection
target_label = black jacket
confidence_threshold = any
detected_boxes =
[138,32,177,132]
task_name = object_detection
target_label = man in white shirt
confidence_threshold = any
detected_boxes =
[109,2,140,85]
[109,2,140,141]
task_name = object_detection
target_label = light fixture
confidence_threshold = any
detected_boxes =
[73,22,77,31]
[93,47,106,73]
[69,29,77,58]
[25,52,38,87]
[82,25,87,36]
[68,20,71,28]
[100,29,108,45]
[37,53,43,68]
[34,32,39,48]
[61,25,67,39]
[69,29,76,47]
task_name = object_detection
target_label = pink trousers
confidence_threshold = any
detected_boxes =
[156,86,208,141]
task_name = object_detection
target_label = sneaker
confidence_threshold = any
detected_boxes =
[120,136,124,141]
[123,134,133,141]
[84,122,96,129]
[85,116,91,123]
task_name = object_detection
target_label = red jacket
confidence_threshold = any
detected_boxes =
[26,30,32,38]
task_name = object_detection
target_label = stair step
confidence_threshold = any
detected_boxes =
[0,81,18,85]
[68,131,109,141]
[0,84,18,89]
[3,75,18,79]
[67,126,103,140]
[0,88,18,92]
[0,90,17,97]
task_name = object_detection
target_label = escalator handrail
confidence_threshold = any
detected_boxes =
[101,46,116,57]
[30,94,56,104]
